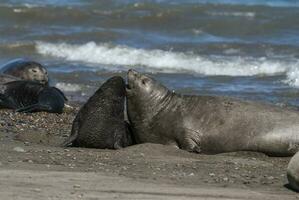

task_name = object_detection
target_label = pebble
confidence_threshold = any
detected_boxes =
[73,184,81,189]
[24,142,30,146]
[209,173,215,177]
[223,177,229,181]
[33,188,41,192]
[267,176,275,180]
[13,147,25,153]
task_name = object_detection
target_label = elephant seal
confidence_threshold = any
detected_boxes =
[0,80,67,113]
[62,76,133,149]
[126,69,299,156]
[287,152,299,192]
[0,59,48,85]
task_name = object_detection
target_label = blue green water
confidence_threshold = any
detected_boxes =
[1,0,299,105]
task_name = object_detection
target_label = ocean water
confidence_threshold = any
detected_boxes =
[1,0,299,105]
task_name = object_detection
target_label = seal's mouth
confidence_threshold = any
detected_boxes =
[126,84,131,90]
[126,69,138,91]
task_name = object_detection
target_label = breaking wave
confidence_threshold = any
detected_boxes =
[36,41,299,87]
[55,82,81,92]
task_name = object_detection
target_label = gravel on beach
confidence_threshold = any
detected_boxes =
[0,105,297,199]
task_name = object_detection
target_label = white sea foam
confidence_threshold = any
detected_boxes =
[55,82,81,92]
[285,66,299,88]
[36,41,299,87]
[207,11,256,18]
[13,9,24,13]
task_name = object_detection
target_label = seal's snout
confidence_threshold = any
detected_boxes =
[127,69,139,82]
[128,69,138,76]
[40,79,48,85]
[127,69,139,92]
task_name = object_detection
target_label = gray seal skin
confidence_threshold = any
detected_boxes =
[0,59,49,85]
[126,69,299,156]
[287,152,299,192]
[0,80,67,113]
[62,76,133,149]
[0,74,20,85]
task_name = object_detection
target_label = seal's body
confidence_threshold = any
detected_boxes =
[62,76,133,149]
[0,59,49,85]
[0,81,66,113]
[126,69,299,156]
[287,152,299,192]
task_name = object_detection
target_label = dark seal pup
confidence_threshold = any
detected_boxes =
[126,69,299,156]
[0,81,67,113]
[62,76,133,149]
[0,59,49,85]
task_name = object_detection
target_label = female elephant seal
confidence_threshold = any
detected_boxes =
[0,59,48,85]
[62,76,133,149]
[126,69,299,156]
[0,80,66,113]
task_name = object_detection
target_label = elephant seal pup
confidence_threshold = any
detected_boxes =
[287,152,299,192]
[0,80,67,113]
[62,76,133,149]
[126,69,299,156]
[0,59,48,84]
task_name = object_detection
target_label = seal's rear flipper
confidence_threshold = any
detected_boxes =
[16,104,51,113]
[53,87,68,101]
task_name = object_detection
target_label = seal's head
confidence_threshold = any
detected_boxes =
[1,59,49,85]
[21,62,49,85]
[126,69,170,120]
[126,69,169,100]
[100,76,126,99]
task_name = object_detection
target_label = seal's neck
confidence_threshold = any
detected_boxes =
[144,89,177,118]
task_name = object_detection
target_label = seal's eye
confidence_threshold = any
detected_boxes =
[31,69,37,73]
[142,78,149,85]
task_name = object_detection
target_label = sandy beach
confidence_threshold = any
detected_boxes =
[0,104,298,199]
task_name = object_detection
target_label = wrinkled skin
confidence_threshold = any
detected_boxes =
[0,59,49,85]
[126,69,299,156]
[287,152,299,192]
[62,76,133,149]
[0,81,66,113]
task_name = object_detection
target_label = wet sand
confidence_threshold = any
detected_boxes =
[0,105,298,199]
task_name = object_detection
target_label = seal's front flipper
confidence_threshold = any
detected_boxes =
[124,121,136,146]
[16,104,51,113]
[61,115,80,147]
[0,93,15,108]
